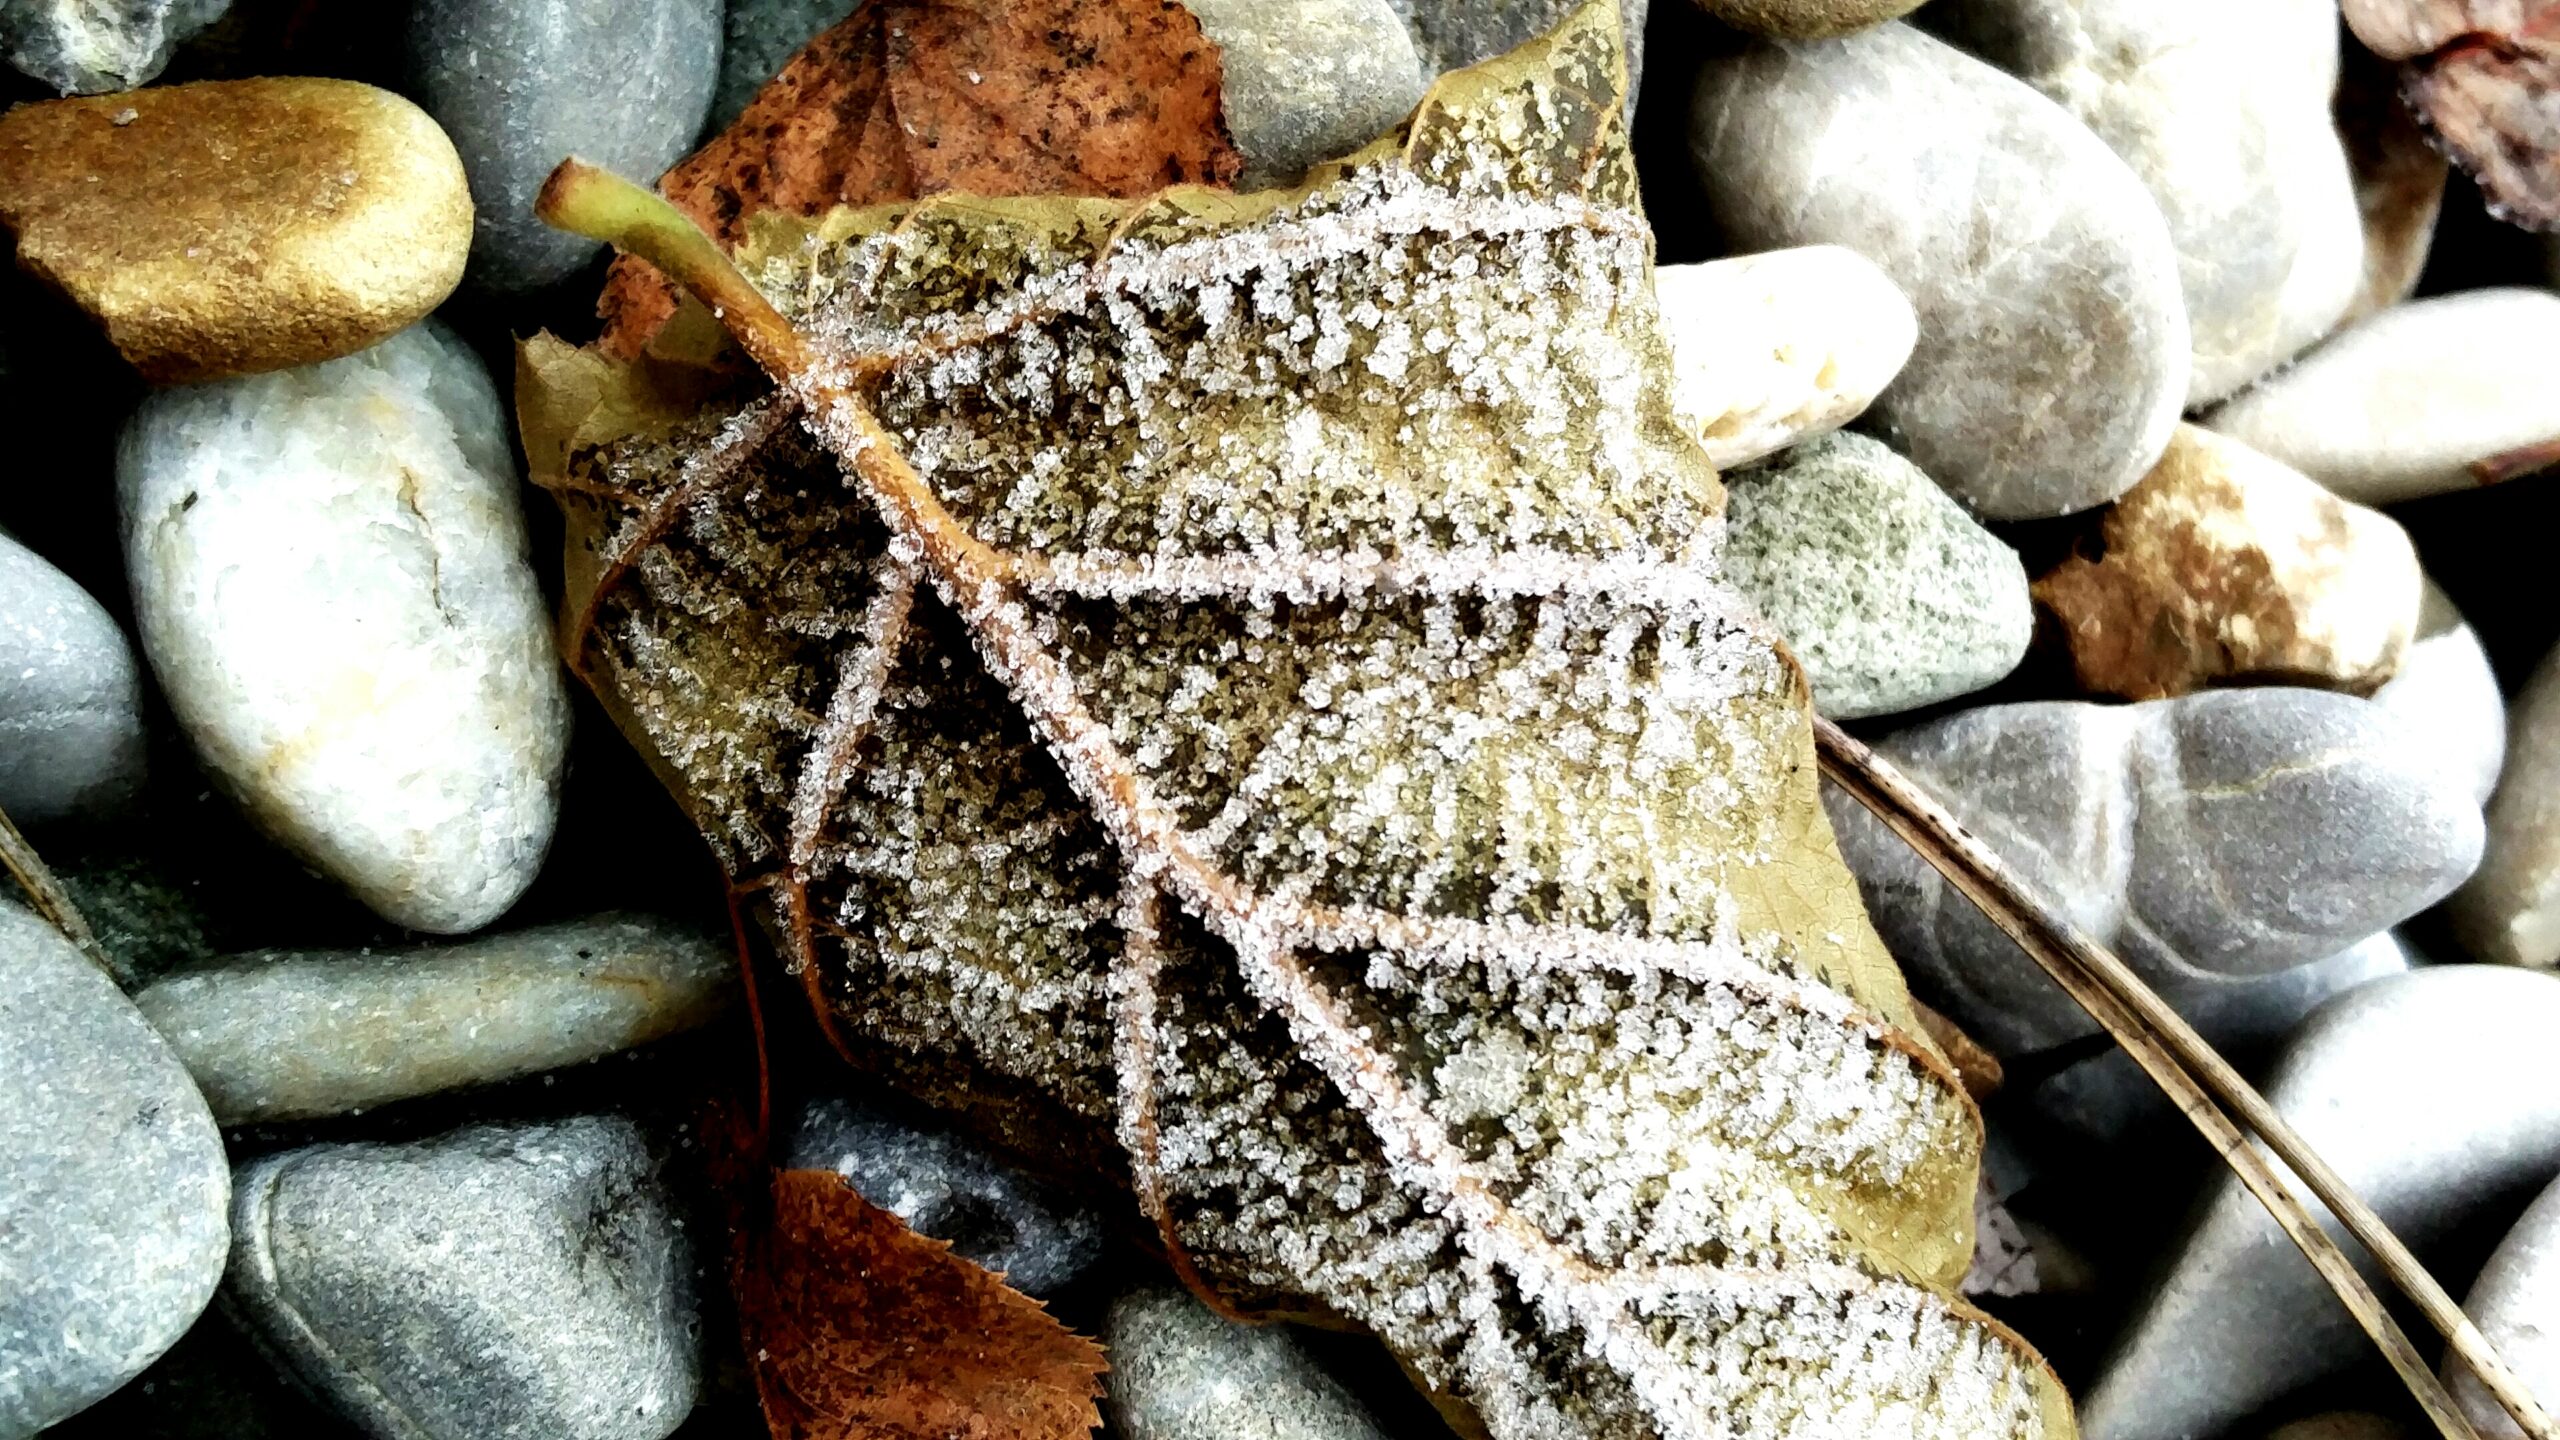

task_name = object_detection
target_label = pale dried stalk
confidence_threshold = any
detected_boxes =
[2472,438,2560,486]
[1815,716,2548,1440]
[0,801,120,986]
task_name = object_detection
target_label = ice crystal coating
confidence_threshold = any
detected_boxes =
[517,5,2070,1436]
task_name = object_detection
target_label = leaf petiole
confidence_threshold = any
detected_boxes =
[536,159,813,380]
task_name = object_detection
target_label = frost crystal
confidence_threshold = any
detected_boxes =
[517,3,2068,1436]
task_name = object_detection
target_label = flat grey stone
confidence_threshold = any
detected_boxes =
[2083,967,2560,1440]
[2455,640,2560,967]
[783,1096,1101,1298]
[2372,582,2505,809]
[1689,22,2189,520]
[2025,931,2412,1145]
[2206,290,2560,506]
[1923,0,2361,405]
[119,322,569,935]
[1385,0,1647,114]
[136,914,732,1125]
[227,1115,700,1440]
[1827,689,2484,1055]
[710,0,854,132]
[1105,1286,1389,1440]
[405,0,721,294]
[1723,432,2031,720]
[0,900,228,1438]
[1189,0,1429,186]
[2450,1171,2560,1439]
[0,529,144,827]
[0,0,228,94]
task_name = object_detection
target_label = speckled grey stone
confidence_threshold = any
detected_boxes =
[2084,967,2560,1440]
[50,847,221,984]
[2373,582,2505,809]
[1188,0,1429,186]
[2026,931,2412,1145]
[0,529,144,828]
[0,0,228,94]
[1105,1286,1389,1440]
[136,914,732,1125]
[783,1096,1101,1298]
[709,0,853,132]
[1385,0,1646,113]
[1723,432,2031,720]
[2451,1171,2560,1439]
[405,0,721,294]
[1923,0,2361,405]
[226,1116,699,1440]
[1689,22,2189,520]
[1,900,228,1438]
[1826,689,2484,1056]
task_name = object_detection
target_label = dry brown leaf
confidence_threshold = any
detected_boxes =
[2343,0,2560,229]
[1913,1002,2003,1101]
[741,1168,1107,1440]
[596,0,1242,356]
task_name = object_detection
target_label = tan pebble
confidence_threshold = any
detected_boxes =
[2032,424,2421,701]
[0,78,470,384]
[1697,0,1928,40]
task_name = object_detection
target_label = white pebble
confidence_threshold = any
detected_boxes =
[117,321,569,934]
[1653,246,1916,470]
[2207,289,2560,505]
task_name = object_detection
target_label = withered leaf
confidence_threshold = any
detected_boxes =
[519,3,2073,1435]
[2343,0,2560,229]
[597,0,1242,355]
[743,1168,1107,1440]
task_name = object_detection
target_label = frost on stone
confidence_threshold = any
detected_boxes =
[515,3,2069,1436]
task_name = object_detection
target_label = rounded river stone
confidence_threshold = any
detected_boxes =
[1689,22,2189,519]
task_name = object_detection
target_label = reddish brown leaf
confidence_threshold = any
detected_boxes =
[2343,0,2560,229]
[596,0,1241,356]
[740,1169,1106,1440]
[2340,0,2495,60]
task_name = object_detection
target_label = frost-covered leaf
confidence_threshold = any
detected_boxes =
[596,0,1243,355]
[517,4,2071,1436]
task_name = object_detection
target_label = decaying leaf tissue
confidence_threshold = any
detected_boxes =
[518,2,2071,1435]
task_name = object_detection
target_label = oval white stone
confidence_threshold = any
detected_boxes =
[1653,246,1917,470]
[2207,289,2560,506]
[117,322,568,934]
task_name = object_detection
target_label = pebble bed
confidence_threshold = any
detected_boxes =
[1,1,2558,1439]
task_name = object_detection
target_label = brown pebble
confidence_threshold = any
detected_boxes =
[2033,424,2422,700]
[0,78,471,384]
